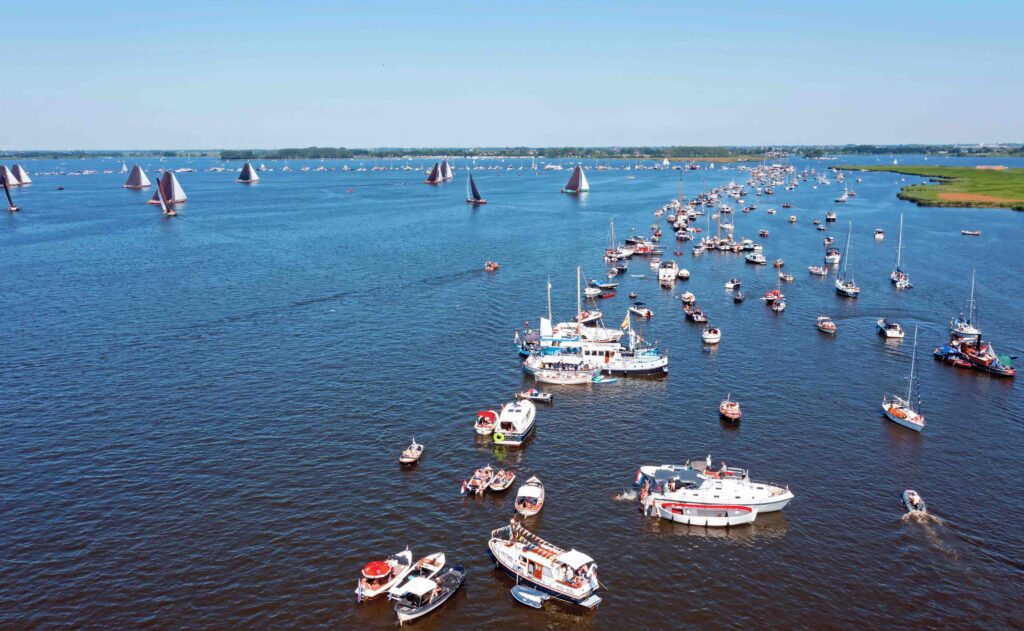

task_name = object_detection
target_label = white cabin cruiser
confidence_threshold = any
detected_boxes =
[493,400,537,446]
[658,260,679,285]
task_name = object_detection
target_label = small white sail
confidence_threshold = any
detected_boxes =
[11,164,32,185]
[0,166,20,188]
[123,165,151,189]
[577,167,590,192]
[441,160,454,180]
[165,172,187,203]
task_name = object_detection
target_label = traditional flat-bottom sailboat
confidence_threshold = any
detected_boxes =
[466,173,487,204]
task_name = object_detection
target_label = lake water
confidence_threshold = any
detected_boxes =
[1,155,1022,628]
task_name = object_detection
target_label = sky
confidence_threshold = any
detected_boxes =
[4,1,1023,150]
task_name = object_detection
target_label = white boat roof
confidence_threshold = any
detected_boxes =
[555,549,594,569]
[517,485,542,499]
[402,576,437,598]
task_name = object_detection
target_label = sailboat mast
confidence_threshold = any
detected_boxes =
[907,326,918,405]
[547,276,552,322]
[895,214,903,269]
[576,266,582,318]
[969,268,977,325]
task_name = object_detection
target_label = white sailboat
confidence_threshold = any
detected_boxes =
[890,213,911,288]
[122,165,151,189]
[882,327,925,432]
[834,222,860,297]
[237,162,260,184]
[119,162,129,174]
[148,171,187,205]
[441,160,454,181]
[11,164,31,185]
[950,269,981,338]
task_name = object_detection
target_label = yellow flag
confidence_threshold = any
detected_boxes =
[620,311,631,330]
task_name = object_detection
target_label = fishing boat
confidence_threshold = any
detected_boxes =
[355,549,414,602]
[237,162,260,183]
[493,400,537,446]
[629,302,653,318]
[424,162,443,184]
[466,173,487,204]
[817,316,837,334]
[511,585,550,609]
[882,327,925,432]
[960,229,981,236]
[702,325,721,345]
[561,165,590,194]
[463,465,494,495]
[2,171,17,212]
[955,338,1016,377]
[122,164,151,189]
[388,552,446,599]
[488,520,601,609]
[475,410,497,435]
[514,477,545,516]
[516,388,553,404]
[399,439,423,465]
[745,252,767,265]
[834,223,860,297]
[393,565,466,623]
[877,319,905,339]
[489,469,517,492]
[902,489,927,514]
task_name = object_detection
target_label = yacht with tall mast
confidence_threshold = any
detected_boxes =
[890,213,911,289]
[882,327,925,432]
[466,173,487,204]
[834,222,860,297]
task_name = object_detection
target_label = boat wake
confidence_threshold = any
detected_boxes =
[902,512,958,560]
[613,489,637,501]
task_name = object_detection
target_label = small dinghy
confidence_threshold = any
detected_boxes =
[462,465,494,495]
[515,476,545,516]
[511,585,550,609]
[628,291,637,299]
[592,374,618,384]
[356,549,414,602]
[516,388,553,404]
[474,410,497,435]
[393,565,466,623]
[719,394,741,421]
[902,489,927,514]
[489,469,516,492]
[399,439,424,465]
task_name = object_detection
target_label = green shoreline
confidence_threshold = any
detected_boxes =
[838,165,1024,211]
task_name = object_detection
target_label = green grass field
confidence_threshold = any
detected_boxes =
[838,165,1024,211]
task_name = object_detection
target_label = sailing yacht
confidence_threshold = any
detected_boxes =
[834,223,860,297]
[890,214,911,288]
[882,327,925,432]
[424,162,443,184]
[237,162,260,184]
[153,171,177,217]
[465,174,486,204]
[148,171,187,205]
[11,165,32,185]
[122,165,151,189]
[3,170,18,212]
[441,160,454,181]
[950,270,981,338]
[561,166,590,194]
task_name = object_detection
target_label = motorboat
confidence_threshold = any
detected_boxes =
[399,439,424,465]
[874,228,885,239]
[817,224,827,231]
[657,260,679,285]
[773,258,785,268]
[824,248,841,265]
[573,309,603,325]
[902,490,927,514]
[877,319,905,339]
[824,236,836,245]
[493,400,537,446]
[515,476,545,516]
[788,215,797,223]
[677,268,690,280]
[955,338,1016,377]
[808,266,827,276]
[511,585,550,609]
[485,261,500,272]
[883,327,925,432]
[680,292,696,305]
[629,302,653,318]
[463,465,494,495]
[474,410,497,435]
[745,252,767,265]
[388,552,446,600]
[960,229,981,236]
[761,289,783,304]
[724,278,741,290]
[771,299,786,313]
[653,502,756,527]
[826,210,837,222]
[583,286,602,299]
[355,548,414,602]
[759,229,769,237]
[718,395,741,420]
[733,291,745,303]
[701,325,722,345]
[393,565,466,623]
[817,316,837,334]
[489,469,517,492]
[779,272,794,282]
[488,520,601,609]
[516,388,553,404]
[684,305,708,323]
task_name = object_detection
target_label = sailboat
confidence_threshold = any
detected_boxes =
[466,173,486,204]
[882,326,925,432]
[561,166,590,194]
[153,169,177,217]
[950,269,981,338]
[11,165,32,185]
[3,169,18,212]
[119,162,129,174]
[890,213,911,289]
[122,165,152,189]
[834,222,860,297]
[424,162,443,185]
[441,160,454,181]
[237,162,260,184]
[0,165,20,188]
[148,171,187,205]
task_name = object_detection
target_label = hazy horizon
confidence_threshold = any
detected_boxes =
[6,1,1023,150]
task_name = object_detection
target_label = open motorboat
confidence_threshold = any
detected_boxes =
[701,325,722,345]
[771,299,786,313]
[515,476,545,516]
[463,465,494,495]
[356,548,414,602]
[489,469,517,492]
[779,272,794,282]
[902,489,927,514]
[680,291,696,305]
[733,291,745,303]
[637,457,793,525]
[485,261,500,272]
[874,228,885,239]
[393,565,466,623]
[883,327,925,432]
[474,410,497,435]
[399,439,424,465]
[493,400,537,446]
[817,316,837,334]
[877,319,905,339]
[724,278,741,290]
[808,265,827,276]
[653,502,757,527]
[511,585,550,609]
[574,309,603,325]
[677,268,690,280]
[960,229,981,236]
[684,305,707,322]
[516,388,553,404]
[719,395,741,420]
[788,215,797,223]
[629,302,653,318]
[488,520,601,609]
[388,552,446,600]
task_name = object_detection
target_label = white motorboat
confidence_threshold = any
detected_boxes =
[474,410,497,435]
[824,247,842,265]
[677,268,690,280]
[489,468,517,492]
[573,309,603,325]
[629,302,653,318]
[874,228,885,239]
[399,439,423,465]
[771,299,786,312]
[653,502,757,527]
[356,548,414,601]
[877,319,905,339]
[515,476,545,516]
[393,565,466,623]
[680,291,696,305]
[493,400,537,446]
[808,265,827,276]
[883,327,925,432]
[388,552,446,599]
[658,260,679,285]
[745,252,767,265]
[488,520,601,609]
[516,388,553,403]
[701,325,721,344]
[724,278,741,290]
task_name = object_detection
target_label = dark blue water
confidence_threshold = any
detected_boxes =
[2,156,1022,628]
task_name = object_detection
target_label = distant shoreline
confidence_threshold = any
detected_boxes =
[838,164,1024,211]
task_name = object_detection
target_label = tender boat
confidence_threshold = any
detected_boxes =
[463,465,494,495]
[356,548,414,602]
[493,400,537,446]
[902,489,927,514]
[511,585,550,609]
[882,327,925,432]
[701,325,721,345]
[515,476,545,516]
[877,319,905,339]
[718,395,741,420]
[393,565,466,623]
[653,502,757,527]
[629,302,653,318]
[516,388,553,404]
[816,316,837,334]
[488,520,601,609]
[388,552,446,600]
[489,469,517,492]
[474,410,497,435]
[677,268,690,280]
[399,439,424,465]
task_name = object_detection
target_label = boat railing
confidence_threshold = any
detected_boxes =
[749,479,789,493]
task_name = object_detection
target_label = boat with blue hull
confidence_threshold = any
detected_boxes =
[492,400,536,447]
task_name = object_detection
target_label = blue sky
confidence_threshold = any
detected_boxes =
[5,1,1023,149]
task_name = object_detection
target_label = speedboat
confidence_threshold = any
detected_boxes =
[489,469,517,492]
[629,302,653,318]
[488,520,601,609]
[515,476,545,516]
[393,565,466,623]
[573,309,603,325]
[680,292,696,305]
[816,316,837,334]
[493,400,537,446]
[724,278,741,290]
[808,266,827,276]
[356,548,414,602]
[902,489,927,514]
[718,395,741,420]
[745,252,767,265]
[877,319,905,339]
[399,439,424,465]
[474,410,497,435]
[516,388,553,404]
[388,552,446,600]
[701,325,721,344]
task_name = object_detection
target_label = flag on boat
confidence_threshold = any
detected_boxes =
[620,312,630,330]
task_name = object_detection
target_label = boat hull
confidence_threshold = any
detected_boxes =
[654,501,757,527]
[882,404,924,432]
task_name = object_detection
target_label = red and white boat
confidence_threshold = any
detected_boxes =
[719,395,741,420]
[653,502,757,527]
[474,410,497,435]
[355,548,414,602]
